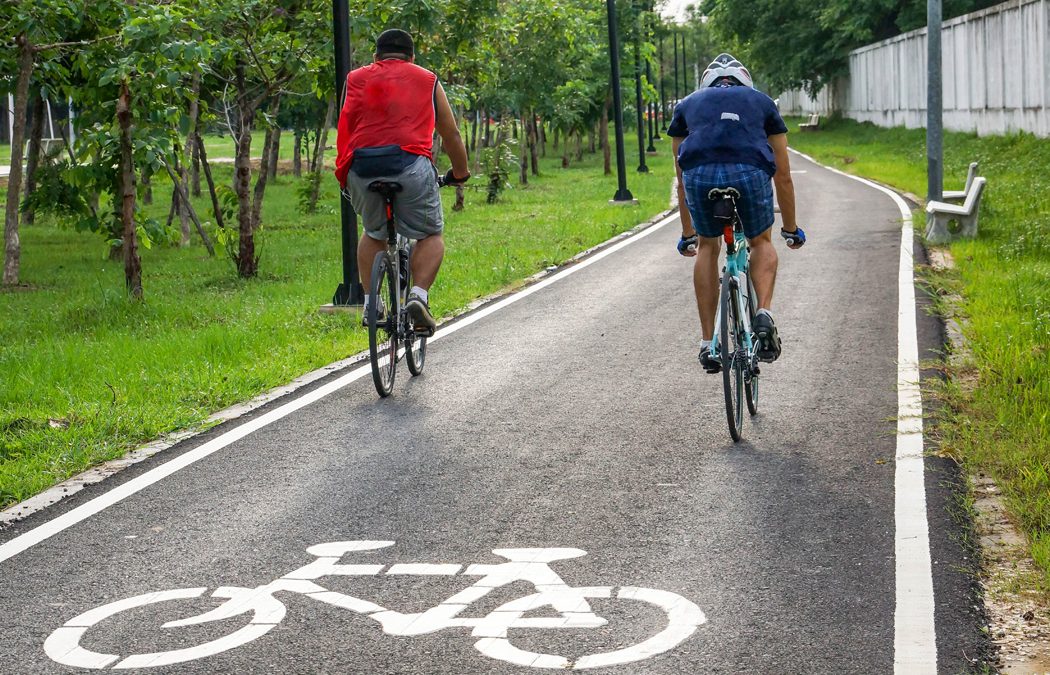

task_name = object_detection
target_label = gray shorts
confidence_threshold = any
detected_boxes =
[346,155,443,241]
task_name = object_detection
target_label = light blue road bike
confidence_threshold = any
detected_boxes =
[707,188,759,441]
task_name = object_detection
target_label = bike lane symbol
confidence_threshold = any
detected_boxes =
[44,541,707,670]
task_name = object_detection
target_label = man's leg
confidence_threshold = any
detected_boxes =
[693,236,721,340]
[357,233,386,290]
[409,233,445,290]
[747,229,778,309]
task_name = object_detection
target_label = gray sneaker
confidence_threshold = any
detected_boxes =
[406,292,436,335]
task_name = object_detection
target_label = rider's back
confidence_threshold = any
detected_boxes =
[335,59,437,186]
[670,87,784,176]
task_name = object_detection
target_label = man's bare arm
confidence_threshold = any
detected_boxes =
[769,133,798,232]
[434,82,469,179]
[672,136,694,237]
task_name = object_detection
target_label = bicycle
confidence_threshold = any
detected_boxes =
[364,179,433,398]
[708,187,760,442]
[44,540,706,670]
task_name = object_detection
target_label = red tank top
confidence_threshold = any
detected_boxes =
[335,59,437,187]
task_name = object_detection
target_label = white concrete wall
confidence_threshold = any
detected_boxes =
[780,0,1050,137]
[776,86,840,116]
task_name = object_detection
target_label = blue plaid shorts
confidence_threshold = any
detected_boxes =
[682,163,775,239]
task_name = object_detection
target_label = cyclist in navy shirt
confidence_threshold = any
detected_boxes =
[668,53,806,373]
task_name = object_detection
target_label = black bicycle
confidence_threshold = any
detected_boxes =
[365,180,430,397]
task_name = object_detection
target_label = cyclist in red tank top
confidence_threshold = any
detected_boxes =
[335,29,470,332]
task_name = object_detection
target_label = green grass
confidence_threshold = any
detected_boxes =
[786,116,1050,586]
[1,130,305,167]
[0,131,674,508]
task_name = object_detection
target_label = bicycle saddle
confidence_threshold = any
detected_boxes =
[706,187,740,201]
[367,181,403,198]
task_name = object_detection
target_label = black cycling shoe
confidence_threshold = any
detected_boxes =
[698,345,721,374]
[752,311,782,363]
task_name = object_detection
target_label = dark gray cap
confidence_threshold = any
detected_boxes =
[376,29,414,57]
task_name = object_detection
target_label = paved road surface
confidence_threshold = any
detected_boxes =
[0,153,988,672]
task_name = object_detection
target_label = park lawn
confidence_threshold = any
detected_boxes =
[786,117,1050,586]
[0,132,677,508]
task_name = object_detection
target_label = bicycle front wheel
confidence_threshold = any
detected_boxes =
[368,252,398,397]
[720,270,744,441]
[745,274,759,416]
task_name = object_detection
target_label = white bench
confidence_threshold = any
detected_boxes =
[798,113,820,131]
[942,161,978,202]
[924,176,986,244]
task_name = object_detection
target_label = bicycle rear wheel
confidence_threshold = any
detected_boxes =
[368,252,398,397]
[720,270,744,441]
[403,246,427,376]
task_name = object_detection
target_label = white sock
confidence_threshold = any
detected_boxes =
[410,286,428,303]
[363,294,370,309]
[700,339,712,350]
[756,308,773,320]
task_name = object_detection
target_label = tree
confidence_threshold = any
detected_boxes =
[0,0,82,286]
[201,0,329,278]
[700,0,1001,94]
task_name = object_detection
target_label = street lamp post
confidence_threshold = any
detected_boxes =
[632,3,648,172]
[330,0,363,306]
[659,35,666,132]
[606,0,635,202]
[672,32,679,106]
[927,0,943,201]
[645,3,658,147]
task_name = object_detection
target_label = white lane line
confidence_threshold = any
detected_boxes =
[790,149,937,673]
[0,212,678,566]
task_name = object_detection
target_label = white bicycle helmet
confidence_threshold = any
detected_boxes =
[700,53,753,89]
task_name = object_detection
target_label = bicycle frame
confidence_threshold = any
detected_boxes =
[710,196,756,364]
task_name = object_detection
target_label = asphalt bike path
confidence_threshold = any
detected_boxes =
[0,153,987,672]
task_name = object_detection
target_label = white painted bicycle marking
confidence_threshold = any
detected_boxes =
[44,542,705,670]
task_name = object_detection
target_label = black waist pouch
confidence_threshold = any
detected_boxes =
[351,145,417,178]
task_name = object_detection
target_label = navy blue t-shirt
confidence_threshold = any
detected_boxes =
[667,86,788,176]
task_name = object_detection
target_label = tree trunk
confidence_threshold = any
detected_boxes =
[470,109,479,154]
[528,112,539,177]
[293,131,302,177]
[310,97,335,174]
[538,120,546,157]
[117,82,142,299]
[190,137,201,197]
[176,150,191,246]
[561,132,570,168]
[589,126,596,154]
[483,112,490,148]
[519,115,528,186]
[195,133,224,230]
[22,93,45,226]
[142,169,153,205]
[233,66,258,278]
[3,36,33,286]
[267,126,280,180]
[574,131,583,162]
[162,159,215,256]
[601,91,612,176]
[249,96,281,253]
[178,72,201,247]
[307,96,335,211]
